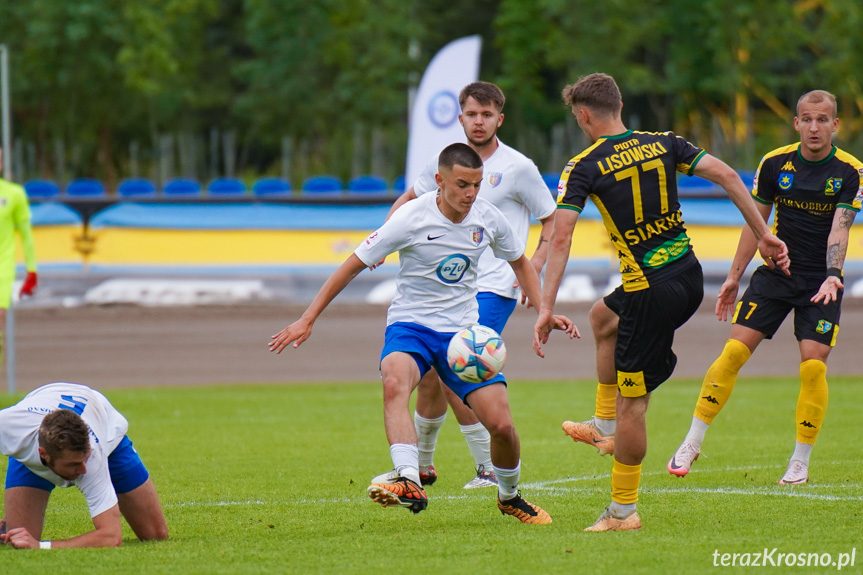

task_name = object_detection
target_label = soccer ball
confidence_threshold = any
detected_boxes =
[446,325,507,383]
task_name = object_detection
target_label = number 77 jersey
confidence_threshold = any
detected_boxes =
[557,129,706,292]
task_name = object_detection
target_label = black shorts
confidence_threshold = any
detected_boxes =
[733,266,841,346]
[604,261,704,396]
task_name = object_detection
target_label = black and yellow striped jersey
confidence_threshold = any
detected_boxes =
[557,129,705,291]
[753,143,862,276]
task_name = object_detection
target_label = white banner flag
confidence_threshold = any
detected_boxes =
[405,35,481,188]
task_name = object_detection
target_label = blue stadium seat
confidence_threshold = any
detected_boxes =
[252,178,292,197]
[301,175,343,196]
[207,177,247,196]
[677,174,720,197]
[65,178,106,197]
[542,172,560,196]
[392,175,406,193]
[117,178,157,198]
[347,175,389,195]
[163,178,202,197]
[24,180,60,199]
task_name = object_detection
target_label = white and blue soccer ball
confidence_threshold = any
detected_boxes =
[446,325,507,383]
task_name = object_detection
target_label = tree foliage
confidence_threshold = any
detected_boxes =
[1,0,862,183]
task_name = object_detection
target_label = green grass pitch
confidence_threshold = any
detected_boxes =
[1,378,860,574]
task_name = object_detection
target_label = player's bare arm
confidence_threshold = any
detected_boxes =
[534,209,578,357]
[270,254,368,353]
[509,254,578,349]
[693,155,790,274]
[812,207,857,304]
[2,505,122,549]
[519,212,556,307]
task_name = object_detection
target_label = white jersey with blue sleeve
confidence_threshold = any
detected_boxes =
[354,192,524,332]
[413,140,555,299]
[0,383,130,518]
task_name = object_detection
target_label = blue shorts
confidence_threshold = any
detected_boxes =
[5,436,150,495]
[477,292,517,335]
[381,322,506,405]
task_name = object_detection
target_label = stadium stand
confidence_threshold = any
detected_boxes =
[207,177,247,196]
[252,178,292,197]
[163,178,202,197]
[677,174,720,197]
[65,178,106,197]
[117,178,157,198]
[347,175,389,195]
[301,175,343,196]
[24,180,61,199]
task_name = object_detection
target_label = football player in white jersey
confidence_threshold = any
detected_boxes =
[270,143,577,523]
[382,82,557,489]
[0,383,167,548]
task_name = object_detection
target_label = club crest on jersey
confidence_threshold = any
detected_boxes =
[470,226,485,246]
[778,173,794,190]
[824,178,842,196]
[487,172,503,187]
[815,319,833,334]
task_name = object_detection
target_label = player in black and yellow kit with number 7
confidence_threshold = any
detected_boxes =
[669,90,862,486]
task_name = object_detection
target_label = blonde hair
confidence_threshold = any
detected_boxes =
[797,90,837,118]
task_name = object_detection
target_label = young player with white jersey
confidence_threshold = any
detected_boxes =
[270,143,577,523]
[382,82,557,489]
[0,383,167,548]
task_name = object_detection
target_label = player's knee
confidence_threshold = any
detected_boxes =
[483,418,516,443]
[589,304,617,340]
[380,375,411,403]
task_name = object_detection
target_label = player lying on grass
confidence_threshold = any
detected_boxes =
[0,383,168,548]
[270,143,578,523]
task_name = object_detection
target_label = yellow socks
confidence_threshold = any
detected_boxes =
[694,339,751,424]
[611,459,641,505]
[595,382,617,420]
[796,359,828,445]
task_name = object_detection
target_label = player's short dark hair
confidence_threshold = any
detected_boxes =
[39,409,90,456]
[439,143,483,172]
[561,73,622,117]
[797,90,837,118]
[459,82,505,112]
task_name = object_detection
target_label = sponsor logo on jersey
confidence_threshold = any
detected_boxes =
[470,226,485,246]
[815,319,833,334]
[436,254,470,284]
[824,177,842,196]
[780,161,796,172]
[643,234,691,268]
[487,172,503,187]
[778,173,794,190]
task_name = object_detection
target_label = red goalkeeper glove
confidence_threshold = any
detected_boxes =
[19,271,37,298]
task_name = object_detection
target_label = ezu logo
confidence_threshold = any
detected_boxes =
[428,91,459,128]
[436,254,470,284]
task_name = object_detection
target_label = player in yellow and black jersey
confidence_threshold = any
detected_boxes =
[533,73,788,532]
[670,90,863,487]
[557,128,705,291]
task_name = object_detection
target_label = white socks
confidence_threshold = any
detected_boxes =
[390,443,420,486]
[459,422,492,470]
[684,416,710,447]
[790,441,813,466]
[594,417,616,436]
[414,411,446,470]
[494,461,520,501]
